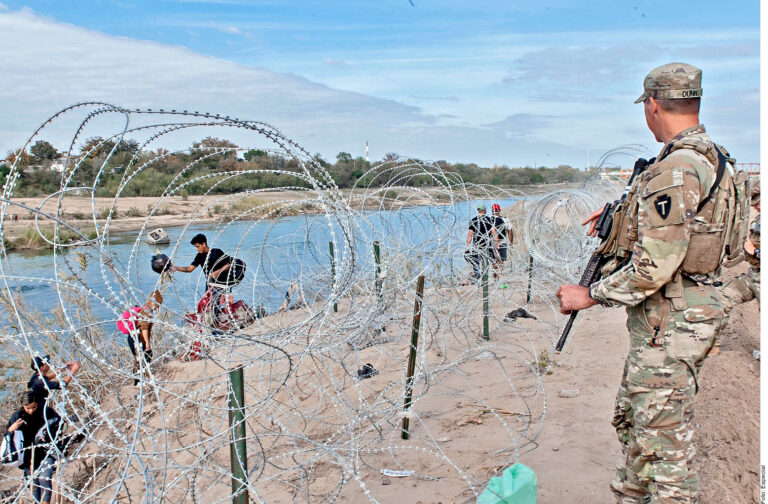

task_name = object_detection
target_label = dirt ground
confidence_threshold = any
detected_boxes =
[525,260,760,504]
[48,264,758,503]
[0,192,758,503]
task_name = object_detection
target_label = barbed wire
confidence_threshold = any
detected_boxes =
[0,103,633,502]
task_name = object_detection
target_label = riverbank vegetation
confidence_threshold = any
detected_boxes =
[2,137,590,198]
[2,226,96,252]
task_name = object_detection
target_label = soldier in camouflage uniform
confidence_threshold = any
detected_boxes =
[719,180,760,312]
[557,63,742,503]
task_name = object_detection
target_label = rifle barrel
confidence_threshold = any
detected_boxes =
[555,311,577,351]
[556,157,649,353]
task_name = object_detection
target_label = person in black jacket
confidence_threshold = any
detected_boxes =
[6,391,61,504]
[463,204,499,284]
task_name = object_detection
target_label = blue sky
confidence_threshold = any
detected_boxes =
[0,1,760,166]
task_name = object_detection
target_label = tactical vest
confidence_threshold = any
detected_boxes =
[599,138,749,278]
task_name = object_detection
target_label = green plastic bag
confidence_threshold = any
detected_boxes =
[477,462,537,504]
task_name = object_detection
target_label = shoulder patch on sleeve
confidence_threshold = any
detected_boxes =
[642,168,684,228]
[642,168,684,199]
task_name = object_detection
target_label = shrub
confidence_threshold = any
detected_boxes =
[124,207,142,218]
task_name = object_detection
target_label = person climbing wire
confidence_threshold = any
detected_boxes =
[117,290,163,386]
[27,355,81,407]
[172,233,232,329]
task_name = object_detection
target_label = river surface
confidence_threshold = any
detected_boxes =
[2,198,522,331]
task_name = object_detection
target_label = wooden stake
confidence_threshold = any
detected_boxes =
[373,241,383,304]
[402,275,425,440]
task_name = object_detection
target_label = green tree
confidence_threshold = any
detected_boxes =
[0,164,8,187]
[80,137,116,158]
[192,137,238,154]
[336,152,352,163]
[30,140,58,163]
[115,138,140,156]
[244,149,267,162]
[312,153,329,167]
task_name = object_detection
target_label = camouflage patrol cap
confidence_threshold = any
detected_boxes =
[634,62,702,104]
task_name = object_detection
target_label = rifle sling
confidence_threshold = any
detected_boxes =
[696,145,726,213]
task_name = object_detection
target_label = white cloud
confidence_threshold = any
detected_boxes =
[0,9,759,166]
[322,58,350,67]
[218,25,241,35]
[0,8,587,166]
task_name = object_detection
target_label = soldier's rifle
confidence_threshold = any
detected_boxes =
[555,157,652,351]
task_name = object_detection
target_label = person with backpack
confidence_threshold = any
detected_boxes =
[117,290,163,386]
[556,63,748,503]
[490,203,514,285]
[4,391,61,504]
[27,355,81,407]
[463,204,499,285]
[172,233,232,329]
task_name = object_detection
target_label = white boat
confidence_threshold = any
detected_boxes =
[147,228,170,245]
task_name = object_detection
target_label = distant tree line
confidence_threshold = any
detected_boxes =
[1,138,588,197]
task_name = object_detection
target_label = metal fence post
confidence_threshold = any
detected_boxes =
[329,241,337,312]
[482,255,489,341]
[526,254,534,304]
[228,366,249,504]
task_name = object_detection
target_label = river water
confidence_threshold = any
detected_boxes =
[2,197,522,332]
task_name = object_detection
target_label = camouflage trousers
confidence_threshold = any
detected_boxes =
[719,266,760,314]
[610,287,721,504]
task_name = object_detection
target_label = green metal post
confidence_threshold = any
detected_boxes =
[402,275,425,440]
[329,241,337,312]
[482,256,489,341]
[228,366,249,504]
[373,241,383,303]
[526,254,534,304]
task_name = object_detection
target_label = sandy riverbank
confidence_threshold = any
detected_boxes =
[15,262,753,503]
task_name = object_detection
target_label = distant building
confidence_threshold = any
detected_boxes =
[599,167,632,180]
[735,163,760,173]
[50,155,70,173]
